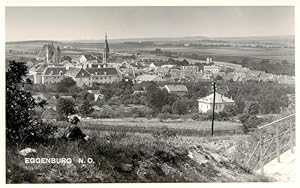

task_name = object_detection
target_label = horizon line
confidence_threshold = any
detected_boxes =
[5,34,295,43]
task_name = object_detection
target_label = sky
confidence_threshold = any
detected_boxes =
[5,6,295,41]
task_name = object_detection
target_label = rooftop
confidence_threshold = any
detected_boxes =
[86,67,119,75]
[43,67,66,75]
[198,92,234,104]
[165,84,188,92]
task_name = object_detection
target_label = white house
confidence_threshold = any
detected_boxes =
[203,65,220,74]
[197,92,235,113]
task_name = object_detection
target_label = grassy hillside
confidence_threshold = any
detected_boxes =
[7,129,272,183]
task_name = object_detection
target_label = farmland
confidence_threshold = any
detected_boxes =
[6,35,295,64]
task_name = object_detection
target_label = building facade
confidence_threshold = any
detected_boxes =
[197,92,235,113]
[203,65,220,74]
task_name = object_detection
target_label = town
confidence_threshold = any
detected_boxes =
[16,33,294,120]
[5,6,295,183]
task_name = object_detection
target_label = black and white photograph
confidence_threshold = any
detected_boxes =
[4,1,296,184]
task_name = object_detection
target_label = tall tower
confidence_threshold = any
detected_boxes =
[55,46,61,64]
[45,44,49,64]
[103,33,110,63]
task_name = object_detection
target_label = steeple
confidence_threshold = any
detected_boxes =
[103,32,110,63]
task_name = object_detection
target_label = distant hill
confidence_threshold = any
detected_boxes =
[6,35,294,47]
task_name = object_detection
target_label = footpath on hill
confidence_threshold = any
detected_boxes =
[256,148,296,182]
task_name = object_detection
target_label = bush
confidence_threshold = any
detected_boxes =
[68,85,82,93]
[171,100,187,115]
[152,126,179,140]
[192,113,209,121]
[56,97,77,120]
[56,77,76,93]
[161,104,172,114]
[243,101,260,115]
[239,114,262,134]
[80,100,94,117]
[157,113,180,120]
[129,107,147,118]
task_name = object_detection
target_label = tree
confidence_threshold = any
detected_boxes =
[78,91,95,102]
[196,87,209,98]
[223,104,237,116]
[56,98,77,120]
[80,100,94,117]
[215,75,223,81]
[146,86,169,112]
[161,104,172,114]
[171,100,187,115]
[68,85,82,93]
[56,77,76,93]
[239,114,262,134]
[235,95,245,114]
[243,101,260,115]
[6,61,57,144]
[101,87,113,100]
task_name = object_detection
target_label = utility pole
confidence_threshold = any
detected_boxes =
[211,81,216,136]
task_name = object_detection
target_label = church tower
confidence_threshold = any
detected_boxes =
[45,44,49,64]
[103,33,110,63]
[55,46,61,64]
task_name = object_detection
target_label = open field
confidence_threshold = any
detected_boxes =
[144,46,295,64]
[54,118,243,137]
[6,35,295,64]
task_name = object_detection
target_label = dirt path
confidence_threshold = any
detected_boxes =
[256,148,296,182]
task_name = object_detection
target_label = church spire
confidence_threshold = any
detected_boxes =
[103,32,110,63]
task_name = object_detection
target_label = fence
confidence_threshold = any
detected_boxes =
[245,114,295,175]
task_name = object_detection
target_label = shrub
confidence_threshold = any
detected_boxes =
[129,107,147,118]
[161,104,172,114]
[192,113,209,121]
[157,113,180,120]
[171,100,188,115]
[68,85,82,93]
[56,97,77,120]
[80,100,94,117]
[152,126,179,140]
[56,77,76,93]
[239,114,262,134]
[243,101,260,115]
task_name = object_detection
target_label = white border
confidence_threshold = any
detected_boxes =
[1,0,298,188]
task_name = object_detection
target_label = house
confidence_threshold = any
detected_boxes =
[197,92,235,113]
[86,67,121,84]
[164,85,188,97]
[155,67,171,77]
[29,63,48,84]
[41,67,66,84]
[149,63,157,70]
[72,54,98,64]
[161,64,175,68]
[65,67,92,87]
[134,74,166,84]
[203,65,220,74]
[180,66,199,72]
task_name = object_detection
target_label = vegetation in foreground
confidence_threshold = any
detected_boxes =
[5,61,286,183]
[7,130,272,183]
